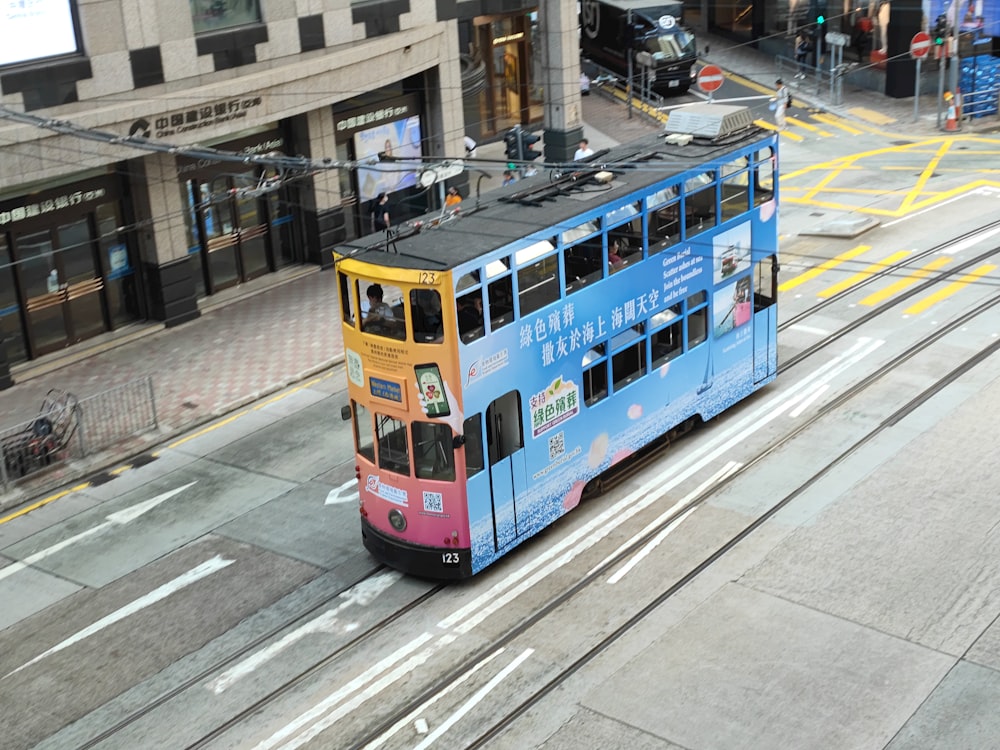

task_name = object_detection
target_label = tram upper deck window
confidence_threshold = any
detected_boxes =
[754,148,775,206]
[410,289,443,343]
[564,237,603,293]
[339,272,357,326]
[375,413,410,476]
[359,280,407,340]
[457,290,485,343]
[412,421,456,481]
[516,240,558,316]
[606,202,643,270]
[648,185,680,254]
[683,172,718,239]
[650,308,682,369]
[721,173,750,222]
[486,256,514,331]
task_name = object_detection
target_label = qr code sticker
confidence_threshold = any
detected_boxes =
[548,431,565,461]
[423,491,444,513]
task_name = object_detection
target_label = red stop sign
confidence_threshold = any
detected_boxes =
[910,31,932,59]
[697,64,725,93]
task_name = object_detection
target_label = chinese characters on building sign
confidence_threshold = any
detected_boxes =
[148,97,263,138]
[0,188,107,227]
[335,105,410,134]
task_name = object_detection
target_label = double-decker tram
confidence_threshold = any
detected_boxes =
[336,104,779,578]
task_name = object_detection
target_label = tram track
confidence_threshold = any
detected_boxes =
[70,563,447,750]
[346,289,1000,750]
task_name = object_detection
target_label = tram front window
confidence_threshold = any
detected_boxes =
[410,289,443,343]
[359,280,406,340]
[375,413,410,475]
[413,421,455,481]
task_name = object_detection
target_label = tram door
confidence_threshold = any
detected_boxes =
[196,171,272,292]
[485,390,527,550]
[753,255,778,382]
[14,219,106,357]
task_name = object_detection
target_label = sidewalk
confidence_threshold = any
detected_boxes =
[0,94,662,510]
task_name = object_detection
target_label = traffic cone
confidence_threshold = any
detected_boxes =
[944,91,958,131]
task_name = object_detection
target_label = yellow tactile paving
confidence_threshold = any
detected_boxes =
[848,107,897,125]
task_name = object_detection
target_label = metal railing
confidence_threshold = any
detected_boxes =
[587,62,668,125]
[961,87,1000,119]
[0,376,158,492]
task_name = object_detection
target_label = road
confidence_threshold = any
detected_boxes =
[3,108,1000,749]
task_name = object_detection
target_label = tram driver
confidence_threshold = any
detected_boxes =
[362,283,395,331]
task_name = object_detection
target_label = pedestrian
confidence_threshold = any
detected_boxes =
[445,186,462,209]
[580,71,591,96]
[370,192,390,233]
[574,138,595,161]
[464,135,478,158]
[502,170,517,186]
[794,32,811,79]
[772,79,790,130]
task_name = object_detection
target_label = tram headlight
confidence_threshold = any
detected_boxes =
[388,508,407,532]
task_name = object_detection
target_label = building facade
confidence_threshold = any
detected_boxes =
[0,0,543,385]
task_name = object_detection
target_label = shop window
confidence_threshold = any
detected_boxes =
[611,325,646,391]
[651,307,682,369]
[410,288,443,343]
[375,413,409,475]
[564,238,603,294]
[413,421,456,481]
[191,0,262,34]
[0,236,25,363]
[582,345,608,405]
[358,280,406,340]
[353,402,375,463]
[464,413,485,476]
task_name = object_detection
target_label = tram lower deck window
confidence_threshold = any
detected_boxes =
[583,361,608,405]
[353,401,375,462]
[412,421,455,481]
[375,413,410,475]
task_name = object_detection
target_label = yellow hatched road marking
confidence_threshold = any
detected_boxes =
[817,251,911,298]
[860,256,953,306]
[778,244,872,292]
[904,264,998,315]
[810,113,864,135]
[786,117,832,136]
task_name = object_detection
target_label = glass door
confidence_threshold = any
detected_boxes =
[0,234,27,363]
[233,170,271,280]
[58,218,106,342]
[17,230,68,356]
[199,180,241,292]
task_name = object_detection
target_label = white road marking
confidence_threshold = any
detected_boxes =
[411,648,534,750]
[604,461,742,584]
[787,324,831,336]
[789,383,829,418]
[251,633,436,750]
[360,648,507,750]
[883,186,1000,227]
[0,482,196,583]
[4,554,231,678]
[207,570,402,694]
[325,478,358,505]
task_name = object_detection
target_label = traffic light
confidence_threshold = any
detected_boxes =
[934,14,947,45]
[504,128,521,161]
[519,131,542,162]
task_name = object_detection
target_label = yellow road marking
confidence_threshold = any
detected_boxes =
[904,264,998,315]
[755,119,805,140]
[786,117,832,136]
[899,140,952,213]
[779,244,872,292]
[810,113,864,135]
[817,250,911,298]
[848,107,896,125]
[0,483,91,525]
[860,256,953,306]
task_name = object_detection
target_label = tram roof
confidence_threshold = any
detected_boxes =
[339,125,769,274]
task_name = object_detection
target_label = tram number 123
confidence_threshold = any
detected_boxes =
[442,552,461,565]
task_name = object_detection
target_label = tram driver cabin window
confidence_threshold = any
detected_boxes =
[358,280,406,340]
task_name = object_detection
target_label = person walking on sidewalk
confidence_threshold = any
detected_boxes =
[772,79,790,130]
[574,139,595,161]
[794,32,811,79]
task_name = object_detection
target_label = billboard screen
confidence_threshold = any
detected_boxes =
[353,116,423,204]
[0,0,80,67]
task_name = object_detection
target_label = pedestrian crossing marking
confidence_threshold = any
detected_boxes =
[786,117,833,137]
[848,107,896,125]
[810,113,864,135]
[778,244,872,292]
[904,264,998,315]
[817,250,911,298]
[860,256,953,306]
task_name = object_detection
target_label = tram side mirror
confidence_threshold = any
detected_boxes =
[341,405,351,421]
[452,434,466,449]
